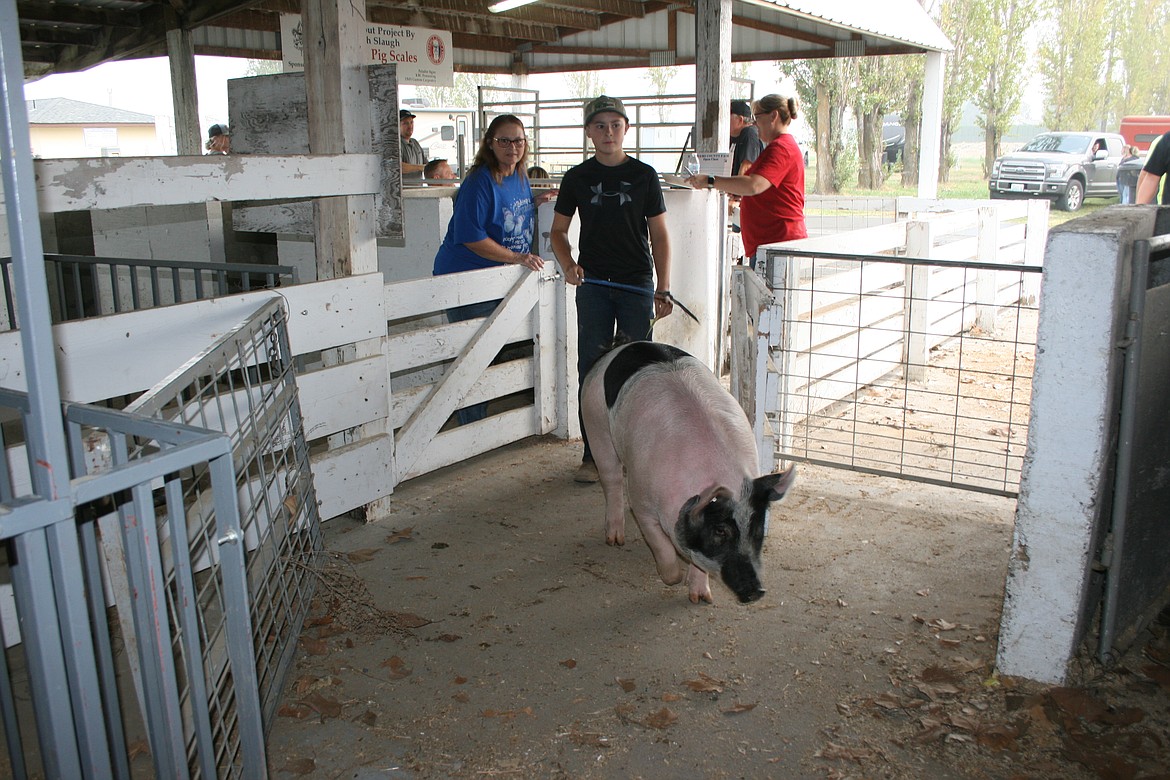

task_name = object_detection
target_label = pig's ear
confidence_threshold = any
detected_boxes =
[751,465,796,508]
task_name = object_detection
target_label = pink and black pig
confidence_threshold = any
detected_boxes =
[580,340,796,604]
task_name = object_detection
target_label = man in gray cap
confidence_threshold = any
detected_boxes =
[550,95,673,483]
[730,100,764,176]
[399,109,426,179]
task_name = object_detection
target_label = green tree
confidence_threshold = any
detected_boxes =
[245,59,282,77]
[937,0,986,182]
[564,71,607,100]
[972,0,1038,176]
[644,66,679,122]
[1109,0,1170,119]
[416,73,500,109]
[854,56,912,188]
[1038,0,1107,130]
[781,58,856,194]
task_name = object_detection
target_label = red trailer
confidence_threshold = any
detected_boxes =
[1120,116,1170,151]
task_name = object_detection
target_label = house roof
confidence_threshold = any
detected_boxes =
[18,0,951,79]
[26,97,157,125]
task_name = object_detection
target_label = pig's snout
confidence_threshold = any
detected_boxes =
[721,556,765,604]
[738,588,765,604]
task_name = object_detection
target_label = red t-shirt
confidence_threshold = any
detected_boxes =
[740,133,808,261]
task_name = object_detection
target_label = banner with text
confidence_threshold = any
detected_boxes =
[280,14,453,87]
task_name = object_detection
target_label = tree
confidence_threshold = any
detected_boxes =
[854,56,912,188]
[781,58,856,194]
[245,59,282,77]
[1108,0,1170,119]
[416,73,500,109]
[564,71,607,100]
[644,66,679,122]
[972,0,1038,176]
[1037,0,1107,130]
[937,0,986,182]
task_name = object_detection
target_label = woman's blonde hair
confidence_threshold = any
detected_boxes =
[469,114,530,181]
[753,94,798,125]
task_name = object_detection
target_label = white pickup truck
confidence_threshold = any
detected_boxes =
[988,131,1126,211]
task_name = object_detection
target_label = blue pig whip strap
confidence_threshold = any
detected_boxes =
[580,277,700,324]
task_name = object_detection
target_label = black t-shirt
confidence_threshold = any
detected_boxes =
[1142,130,1170,205]
[731,124,765,176]
[554,156,666,286]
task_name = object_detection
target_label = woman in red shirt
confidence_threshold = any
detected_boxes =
[687,93,807,267]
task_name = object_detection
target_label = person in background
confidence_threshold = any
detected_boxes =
[206,124,230,154]
[527,165,550,179]
[1138,130,1170,205]
[550,95,672,484]
[729,100,764,176]
[424,158,457,184]
[1117,145,1141,205]
[686,93,807,268]
[433,114,546,425]
[727,99,765,262]
[399,109,426,179]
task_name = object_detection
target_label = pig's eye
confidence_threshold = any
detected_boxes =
[713,525,730,541]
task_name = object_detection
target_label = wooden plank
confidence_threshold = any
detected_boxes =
[403,407,540,481]
[311,434,395,520]
[0,275,383,402]
[394,272,539,480]
[388,359,534,430]
[298,356,389,442]
[384,265,530,320]
[386,317,535,372]
[22,154,381,214]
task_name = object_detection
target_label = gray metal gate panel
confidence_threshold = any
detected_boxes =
[1100,236,1170,660]
[763,249,1041,497]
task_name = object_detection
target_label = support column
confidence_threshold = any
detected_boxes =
[917,50,945,199]
[694,0,731,155]
[166,22,201,157]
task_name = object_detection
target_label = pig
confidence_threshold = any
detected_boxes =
[580,340,796,604]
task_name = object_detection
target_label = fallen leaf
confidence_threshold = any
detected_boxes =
[303,692,342,719]
[453,676,468,685]
[356,711,377,727]
[380,656,412,679]
[388,611,432,629]
[292,675,333,696]
[278,702,312,719]
[662,692,684,702]
[614,702,638,721]
[306,614,334,627]
[300,637,328,656]
[317,624,347,639]
[919,666,960,684]
[386,527,414,544]
[616,677,636,692]
[976,722,1021,751]
[915,588,931,597]
[560,659,577,669]
[837,597,848,607]
[872,692,905,710]
[452,691,470,703]
[723,702,757,715]
[684,672,724,693]
[569,731,610,748]
[644,707,678,729]
[281,758,315,775]
[345,547,380,563]
[816,741,878,761]
[435,633,461,643]
[927,618,957,632]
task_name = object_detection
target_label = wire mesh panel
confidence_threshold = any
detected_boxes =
[125,296,323,731]
[0,392,264,778]
[763,249,1040,497]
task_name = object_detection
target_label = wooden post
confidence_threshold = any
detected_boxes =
[975,205,998,332]
[904,221,934,382]
[694,0,731,154]
[166,21,200,157]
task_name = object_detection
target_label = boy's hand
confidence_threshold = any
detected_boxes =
[561,261,585,286]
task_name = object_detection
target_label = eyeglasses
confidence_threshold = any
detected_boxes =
[494,137,527,147]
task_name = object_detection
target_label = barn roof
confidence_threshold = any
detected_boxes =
[18,0,951,79]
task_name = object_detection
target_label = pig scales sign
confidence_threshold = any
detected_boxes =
[280,14,453,87]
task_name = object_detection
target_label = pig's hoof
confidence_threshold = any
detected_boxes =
[606,532,625,546]
[688,588,714,605]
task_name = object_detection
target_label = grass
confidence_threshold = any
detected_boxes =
[806,154,1120,229]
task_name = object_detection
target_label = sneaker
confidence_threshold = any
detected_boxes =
[574,461,599,484]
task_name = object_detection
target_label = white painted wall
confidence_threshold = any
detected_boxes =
[997,206,1159,684]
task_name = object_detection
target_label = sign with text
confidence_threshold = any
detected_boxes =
[280,14,453,87]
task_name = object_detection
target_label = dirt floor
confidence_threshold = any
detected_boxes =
[266,436,1170,779]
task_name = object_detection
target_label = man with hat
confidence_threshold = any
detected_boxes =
[730,100,764,176]
[399,108,426,179]
[205,123,230,154]
[550,95,673,483]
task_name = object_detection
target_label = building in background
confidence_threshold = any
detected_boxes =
[27,97,159,158]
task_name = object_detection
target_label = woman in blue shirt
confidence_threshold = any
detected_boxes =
[433,114,550,423]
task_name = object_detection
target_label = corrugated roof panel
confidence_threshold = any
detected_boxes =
[750,0,952,52]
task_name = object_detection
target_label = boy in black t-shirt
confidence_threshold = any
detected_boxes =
[551,95,673,483]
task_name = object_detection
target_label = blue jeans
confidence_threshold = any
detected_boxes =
[575,281,655,461]
[1119,184,1134,205]
[446,299,500,425]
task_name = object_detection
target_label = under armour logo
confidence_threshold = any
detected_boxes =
[590,181,633,205]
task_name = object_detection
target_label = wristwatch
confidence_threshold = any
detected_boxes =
[707,175,716,188]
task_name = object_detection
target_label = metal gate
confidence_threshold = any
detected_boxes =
[1099,234,1170,660]
[758,247,1042,497]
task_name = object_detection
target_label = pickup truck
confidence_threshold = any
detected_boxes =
[988,131,1126,211]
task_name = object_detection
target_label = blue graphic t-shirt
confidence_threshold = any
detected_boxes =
[433,166,534,275]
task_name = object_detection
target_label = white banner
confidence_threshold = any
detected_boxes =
[280,14,453,87]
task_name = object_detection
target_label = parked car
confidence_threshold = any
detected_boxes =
[988,131,1126,211]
